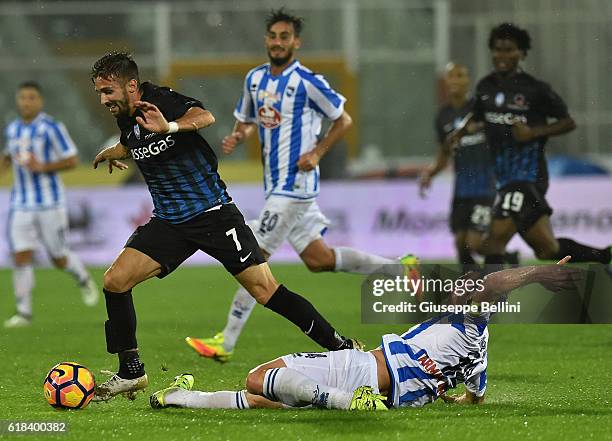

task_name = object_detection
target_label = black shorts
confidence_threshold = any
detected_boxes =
[492,182,553,234]
[450,197,495,233]
[125,203,265,277]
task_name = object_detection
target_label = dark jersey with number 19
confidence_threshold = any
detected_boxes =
[117,82,231,224]
[472,70,569,192]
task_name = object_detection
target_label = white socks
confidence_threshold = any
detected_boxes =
[64,251,90,285]
[333,247,402,276]
[13,265,34,317]
[164,389,249,409]
[221,286,257,352]
[263,367,352,409]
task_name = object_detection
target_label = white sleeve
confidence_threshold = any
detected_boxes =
[233,73,257,123]
[47,121,78,160]
[464,367,487,397]
[304,73,346,121]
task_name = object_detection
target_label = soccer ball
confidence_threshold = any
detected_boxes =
[43,362,95,409]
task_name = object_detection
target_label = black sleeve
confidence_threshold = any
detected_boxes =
[156,88,206,121]
[472,80,486,121]
[434,111,445,144]
[537,81,569,119]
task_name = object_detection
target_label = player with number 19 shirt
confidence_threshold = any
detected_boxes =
[449,23,611,267]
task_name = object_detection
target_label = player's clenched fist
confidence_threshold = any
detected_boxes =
[297,150,321,171]
[222,132,244,155]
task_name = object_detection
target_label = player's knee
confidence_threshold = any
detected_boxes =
[103,268,132,293]
[51,256,67,269]
[534,245,558,260]
[245,368,265,395]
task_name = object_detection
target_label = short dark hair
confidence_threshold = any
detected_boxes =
[18,81,42,94]
[266,7,304,36]
[488,23,531,54]
[90,51,139,84]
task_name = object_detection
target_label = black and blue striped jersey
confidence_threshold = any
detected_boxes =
[435,100,495,199]
[117,82,231,224]
[473,70,569,191]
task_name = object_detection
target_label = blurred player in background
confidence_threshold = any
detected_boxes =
[449,23,611,268]
[185,8,418,362]
[420,63,517,274]
[90,52,361,402]
[152,257,579,411]
[1,81,99,328]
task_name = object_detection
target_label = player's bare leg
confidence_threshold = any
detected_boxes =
[94,247,162,402]
[455,230,479,274]
[50,254,99,306]
[302,239,414,277]
[299,239,336,272]
[5,250,35,328]
[155,355,385,410]
[482,217,517,271]
[522,215,611,263]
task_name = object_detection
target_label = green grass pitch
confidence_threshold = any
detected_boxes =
[1,265,610,440]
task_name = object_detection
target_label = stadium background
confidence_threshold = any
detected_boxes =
[1,0,611,266]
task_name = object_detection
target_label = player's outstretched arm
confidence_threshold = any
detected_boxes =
[298,110,353,171]
[93,142,130,174]
[222,121,257,155]
[469,256,582,305]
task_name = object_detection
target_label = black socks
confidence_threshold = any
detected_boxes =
[264,284,345,350]
[103,289,144,379]
[556,238,611,263]
[118,350,145,380]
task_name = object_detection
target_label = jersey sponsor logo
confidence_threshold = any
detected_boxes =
[258,105,281,129]
[460,132,486,147]
[507,93,529,111]
[257,90,282,128]
[495,92,505,107]
[484,112,528,126]
[130,135,176,160]
[417,353,447,395]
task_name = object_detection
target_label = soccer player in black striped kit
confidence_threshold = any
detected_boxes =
[89,52,360,401]
[449,23,611,270]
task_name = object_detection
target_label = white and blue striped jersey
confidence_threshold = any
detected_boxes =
[234,60,346,200]
[3,112,77,210]
[381,312,489,408]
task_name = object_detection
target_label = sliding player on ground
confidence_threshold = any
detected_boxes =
[152,257,579,410]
